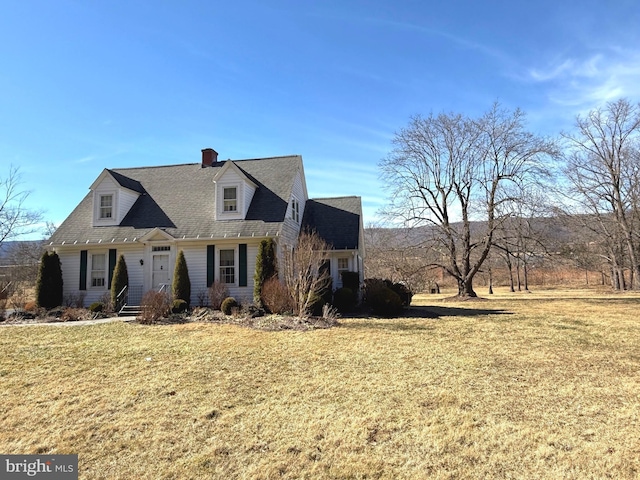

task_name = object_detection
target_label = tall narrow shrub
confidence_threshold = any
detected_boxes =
[254,238,277,304]
[111,254,129,308]
[172,250,191,308]
[36,251,63,309]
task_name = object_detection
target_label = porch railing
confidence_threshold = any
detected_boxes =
[115,285,128,312]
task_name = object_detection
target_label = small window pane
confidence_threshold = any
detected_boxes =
[100,195,113,219]
[219,249,235,284]
[91,254,106,287]
[223,187,237,212]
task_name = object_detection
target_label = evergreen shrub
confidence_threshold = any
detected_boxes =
[172,250,191,308]
[333,287,355,313]
[89,302,104,313]
[221,297,239,315]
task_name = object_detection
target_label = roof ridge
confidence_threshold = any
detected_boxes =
[231,155,301,162]
[310,195,361,200]
[112,163,201,171]
[109,156,301,171]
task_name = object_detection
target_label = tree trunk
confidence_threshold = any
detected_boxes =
[488,267,494,295]
[503,252,515,292]
[457,277,477,297]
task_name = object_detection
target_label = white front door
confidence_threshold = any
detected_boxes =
[152,254,170,290]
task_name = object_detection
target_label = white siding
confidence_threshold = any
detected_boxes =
[58,250,81,303]
[114,244,145,290]
[243,182,256,218]
[55,240,262,308]
[173,240,260,307]
[281,170,307,247]
[56,245,145,307]
[181,244,209,307]
[117,189,140,223]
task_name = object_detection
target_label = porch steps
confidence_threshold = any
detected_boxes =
[118,305,141,317]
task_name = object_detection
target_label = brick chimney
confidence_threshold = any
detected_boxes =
[201,148,218,167]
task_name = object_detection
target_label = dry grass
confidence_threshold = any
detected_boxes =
[1,286,639,479]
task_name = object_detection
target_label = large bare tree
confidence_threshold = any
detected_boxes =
[562,98,640,289]
[380,103,557,297]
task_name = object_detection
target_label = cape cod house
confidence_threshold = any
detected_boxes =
[47,149,364,308]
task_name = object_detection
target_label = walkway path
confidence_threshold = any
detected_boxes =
[0,316,135,327]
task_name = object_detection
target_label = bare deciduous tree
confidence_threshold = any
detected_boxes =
[380,103,557,297]
[281,229,331,317]
[0,166,43,247]
[562,98,640,289]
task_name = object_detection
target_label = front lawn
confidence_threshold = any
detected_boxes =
[1,288,639,479]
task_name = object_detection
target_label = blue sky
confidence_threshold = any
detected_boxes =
[2,0,639,239]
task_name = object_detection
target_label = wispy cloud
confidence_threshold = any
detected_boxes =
[368,18,509,63]
[527,49,640,108]
[74,155,97,164]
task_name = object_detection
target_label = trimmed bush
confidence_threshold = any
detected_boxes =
[111,254,129,308]
[341,271,360,303]
[89,302,104,313]
[221,297,239,315]
[363,278,407,318]
[369,286,404,318]
[333,287,355,313]
[173,250,191,308]
[389,282,412,307]
[362,278,386,305]
[172,299,188,314]
[36,251,63,309]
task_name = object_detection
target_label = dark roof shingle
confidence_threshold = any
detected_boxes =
[50,156,303,244]
[301,196,362,250]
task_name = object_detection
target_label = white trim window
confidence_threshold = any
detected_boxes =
[291,197,300,223]
[223,187,237,212]
[219,249,235,284]
[338,257,349,274]
[99,194,113,219]
[91,253,107,288]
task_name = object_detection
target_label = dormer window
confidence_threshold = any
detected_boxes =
[99,195,113,219]
[223,187,237,212]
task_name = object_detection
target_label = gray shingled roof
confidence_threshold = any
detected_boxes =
[302,197,362,250]
[107,169,144,193]
[49,156,302,244]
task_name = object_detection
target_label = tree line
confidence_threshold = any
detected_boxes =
[375,98,640,296]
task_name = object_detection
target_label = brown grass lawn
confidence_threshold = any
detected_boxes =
[1,287,639,479]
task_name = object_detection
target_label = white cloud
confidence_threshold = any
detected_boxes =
[529,59,575,82]
[528,49,640,109]
[74,155,96,164]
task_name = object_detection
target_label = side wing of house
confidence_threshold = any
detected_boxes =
[301,196,365,290]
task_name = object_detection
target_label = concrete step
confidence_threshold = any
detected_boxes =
[118,305,141,317]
